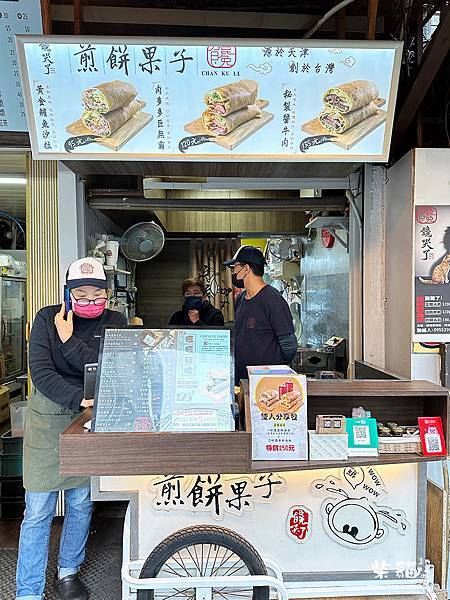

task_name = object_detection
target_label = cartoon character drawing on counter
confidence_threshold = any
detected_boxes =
[312,466,410,549]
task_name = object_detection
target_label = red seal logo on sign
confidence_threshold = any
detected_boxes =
[134,416,152,432]
[416,206,437,224]
[287,505,312,543]
[207,46,237,68]
[80,262,94,274]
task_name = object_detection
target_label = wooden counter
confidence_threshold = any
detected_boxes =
[59,379,449,476]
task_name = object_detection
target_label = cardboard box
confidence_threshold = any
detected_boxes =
[248,366,307,461]
[309,431,348,460]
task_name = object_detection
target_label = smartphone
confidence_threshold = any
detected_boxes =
[64,286,71,315]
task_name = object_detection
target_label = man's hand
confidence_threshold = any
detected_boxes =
[81,398,94,408]
[188,309,200,324]
[54,303,73,344]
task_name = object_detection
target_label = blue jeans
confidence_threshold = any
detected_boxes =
[16,483,93,600]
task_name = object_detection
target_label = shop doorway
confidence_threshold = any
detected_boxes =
[87,177,351,378]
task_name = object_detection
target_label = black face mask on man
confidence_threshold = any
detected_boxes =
[232,266,247,289]
[183,296,203,311]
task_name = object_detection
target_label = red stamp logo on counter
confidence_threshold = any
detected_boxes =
[207,46,237,68]
[287,505,312,543]
[416,206,437,224]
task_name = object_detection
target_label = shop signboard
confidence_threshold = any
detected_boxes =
[414,205,450,341]
[16,36,402,161]
[93,327,234,433]
[0,0,42,131]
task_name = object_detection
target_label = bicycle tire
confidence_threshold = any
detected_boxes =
[137,525,269,600]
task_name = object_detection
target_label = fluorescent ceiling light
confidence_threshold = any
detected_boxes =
[0,176,27,185]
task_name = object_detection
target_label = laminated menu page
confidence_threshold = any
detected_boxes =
[93,327,234,433]
[248,366,307,460]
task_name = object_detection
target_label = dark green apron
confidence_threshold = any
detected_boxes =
[23,387,88,492]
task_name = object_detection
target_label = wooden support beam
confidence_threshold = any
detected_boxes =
[392,8,450,148]
[367,0,379,39]
[40,0,52,34]
[74,0,83,34]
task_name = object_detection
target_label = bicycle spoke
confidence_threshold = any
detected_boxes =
[156,589,194,600]
[220,558,246,577]
[209,544,221,577]
[160,564,186,577]
[204,543,213,576]
[193,544,201,576]
[210,550,235,577]
[213,590,253,600]
[186,546,202,575]
[170,552,194,577]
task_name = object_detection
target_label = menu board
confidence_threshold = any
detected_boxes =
[0,0,42,131]
[93,327,234,433]
[16,36,402,161]
[414,205,450,341]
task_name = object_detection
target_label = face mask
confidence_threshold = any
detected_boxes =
[183,296,203,311]
[73,301,106,319]
[232,266,247,289]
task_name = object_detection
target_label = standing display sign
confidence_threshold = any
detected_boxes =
[248,366,308,460]
[16,36,402,161]
[93,327,234,433]
[414,205,450,340]
[0,0,42,131]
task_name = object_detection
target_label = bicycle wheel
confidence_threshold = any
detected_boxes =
[137,525,270,600]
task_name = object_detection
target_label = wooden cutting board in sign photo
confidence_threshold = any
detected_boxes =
[65,111,153,152]
[301,98,387,151]
[184,99,273,151]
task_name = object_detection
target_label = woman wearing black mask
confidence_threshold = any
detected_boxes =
[169,278,224,326]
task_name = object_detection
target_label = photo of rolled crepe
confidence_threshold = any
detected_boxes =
[318,101,379,134]
[202,104,262,136]
[82,99,145,137]
[82,80,137,113]
[323,80,379,114]
[204,80,258,116]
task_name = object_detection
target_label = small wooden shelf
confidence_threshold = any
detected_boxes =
[59,379,449,477]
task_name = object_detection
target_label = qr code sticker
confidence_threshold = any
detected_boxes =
[425,433,442,453]
[354,425,370,445]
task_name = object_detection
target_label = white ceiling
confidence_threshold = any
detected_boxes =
[0,153,27,219]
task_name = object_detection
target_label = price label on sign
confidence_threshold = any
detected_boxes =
[0,0,42,131]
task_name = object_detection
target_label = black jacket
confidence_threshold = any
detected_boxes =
[169,300,225,327]
[29,305,127,410]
